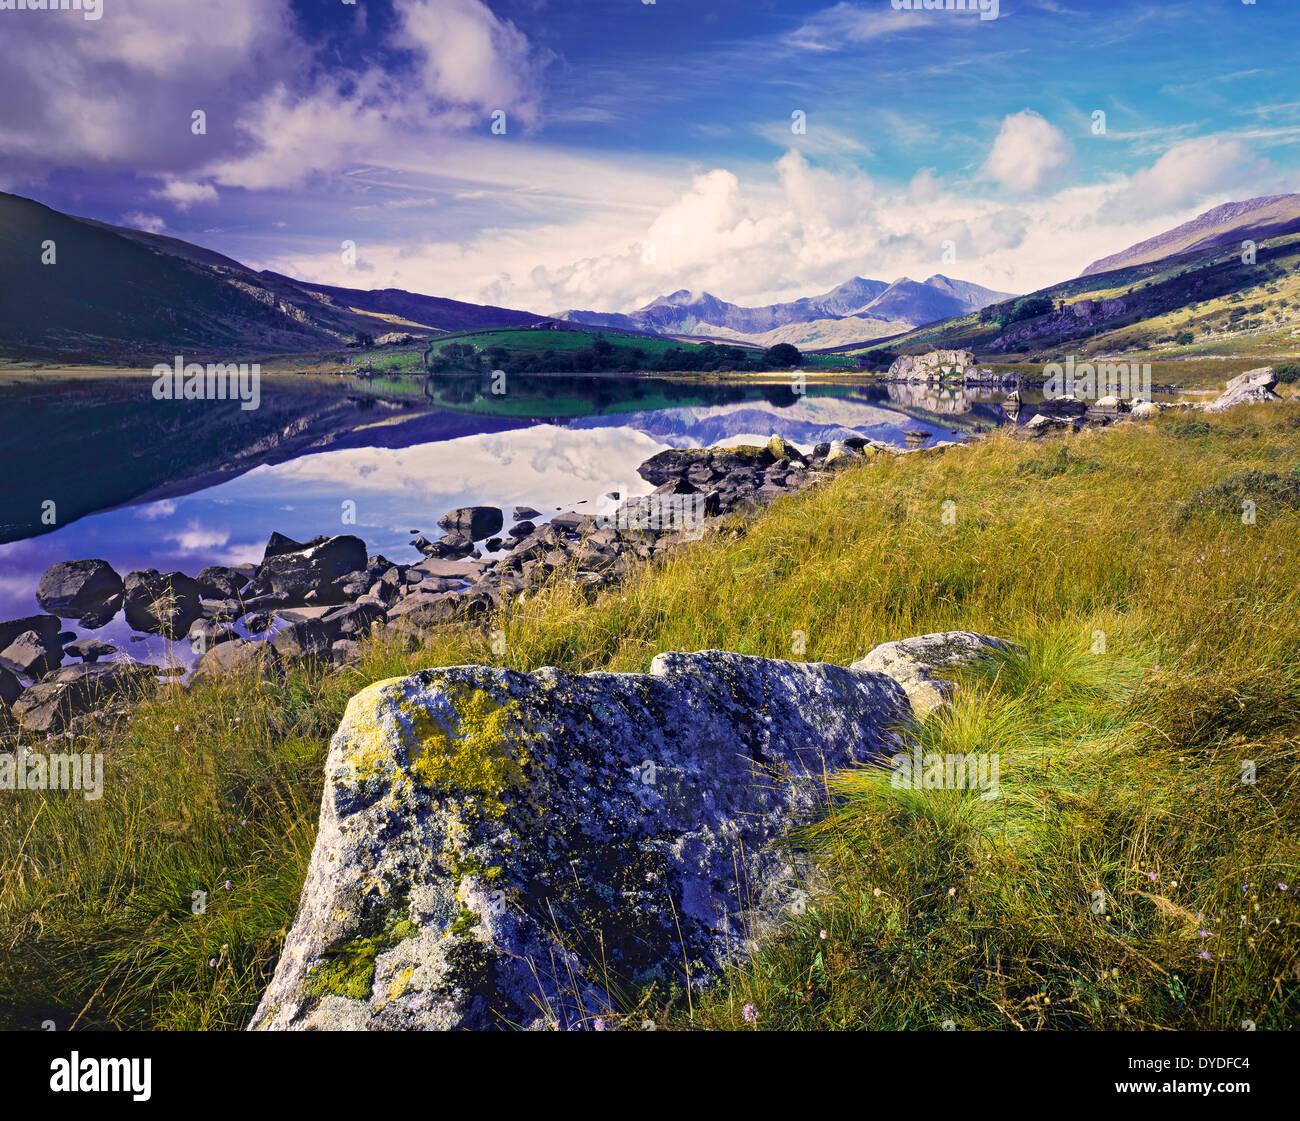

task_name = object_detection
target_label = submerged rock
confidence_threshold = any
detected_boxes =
[249,649,918,1031]
[437,506,503,542]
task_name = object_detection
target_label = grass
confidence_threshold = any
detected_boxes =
[2,400,1299,1030]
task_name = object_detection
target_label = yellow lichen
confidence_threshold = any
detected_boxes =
[401,684,531,819]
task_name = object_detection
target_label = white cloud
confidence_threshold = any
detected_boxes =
[980,110,1074,196]
[121,212,168,234]
[150,180,219,210]
[1113,136,1271,217]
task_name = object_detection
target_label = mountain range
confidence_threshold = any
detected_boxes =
[558,274,1016,349]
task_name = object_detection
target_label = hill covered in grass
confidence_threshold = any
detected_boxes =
[2,395,1297,1030]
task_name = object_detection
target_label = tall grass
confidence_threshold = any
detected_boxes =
[2,402,1298,1029]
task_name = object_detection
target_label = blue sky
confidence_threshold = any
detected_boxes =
[2,0,1299,312]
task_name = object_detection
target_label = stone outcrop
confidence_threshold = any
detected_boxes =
[250,631,1015,1031]
[886,350,976,381]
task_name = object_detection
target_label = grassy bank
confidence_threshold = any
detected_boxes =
[2,401,1299,1030]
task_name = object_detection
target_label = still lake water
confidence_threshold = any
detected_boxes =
[0,372,1016,666]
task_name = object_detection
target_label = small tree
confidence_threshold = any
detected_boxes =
[764,343,802,367]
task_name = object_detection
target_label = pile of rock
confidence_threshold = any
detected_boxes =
[0,436,889,734]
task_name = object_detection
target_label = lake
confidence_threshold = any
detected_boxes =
[0,370,1024,665]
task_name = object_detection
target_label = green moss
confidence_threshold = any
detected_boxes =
[304,907,418,1002]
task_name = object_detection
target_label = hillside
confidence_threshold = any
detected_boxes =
[1081,194,1300,277]
[842,224,1300,361]
[0,192,547,363]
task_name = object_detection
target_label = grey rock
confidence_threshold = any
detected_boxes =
[65,638,116,663]
[12,662,156,733]
[248,535,368,604]
[850,631,1024,719]
[249,648,915,1031]
[192,638,281,682]
[36,559,123,627]
[1204,367,1281,413]
[0,629,63,679]
[123,569,204,638]
[437,506,503,541]
[512,506,541,522]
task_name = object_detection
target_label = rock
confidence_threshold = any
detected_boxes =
[420,535,475,561]
[35,559,123,627]
[248,648,915,1031]
[248,535,368,605]
[437,507,503,542]
[0,665,22,708]
[245,612,274,634]
[65,638,116,663]
[550,511,597,533]
[384,591,473,628]
[320,601,386,641]
[375,332,414,346]
[331,640,364,666]
[196,566,250,600]
[0,629,63,679]
[506,521,535,540]
[1204,367,1281,413]
[122,570,204,638]
[512,506,541,522]
[0,615,67,670]
[766,435,806,464]
[272,620,337,662]
[824,440,861,466]
[263,531,327,561]
[1130,401,1160,420]
[192,639,281,682]
[886,350,975,381]
[1018,413,1075,438]
[851,631,1024,719]
[187,619,238,650]
[11,662,156,733]
[636,448,711,486]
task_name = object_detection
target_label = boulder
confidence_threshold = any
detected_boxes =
[437,507,503,542]
[512,506,541,522]
[1204,367,1282,414]
[248,649,915,1031]
[420,535,475,561]
[0,628,63,679]
[886,350,975,381]
[248,536,368,605]
[196,566,250,600]
[824,440,861,466]
[851,631,1024,719]
[35,559,123,627]
[271,619,337,662]
[123,570,204,638]
[11,662,156,733]
[0,665,22,708]
[1130,400,1161,420]
[192,638,281,682]
[0,614,63,654]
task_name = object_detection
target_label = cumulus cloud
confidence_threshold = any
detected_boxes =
[1113,136,1271,218]
[980,110,1074,196]
[150,180,219,210]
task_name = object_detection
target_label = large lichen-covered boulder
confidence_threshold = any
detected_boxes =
[886,350,976,381]
[249,651,915,1031]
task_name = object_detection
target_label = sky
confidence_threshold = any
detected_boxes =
[2,0,1299,314]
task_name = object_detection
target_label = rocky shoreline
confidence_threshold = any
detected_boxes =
[0,431,940,738]
[0,359,1284,739]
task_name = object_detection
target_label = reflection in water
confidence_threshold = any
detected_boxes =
[0,374,988,667]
